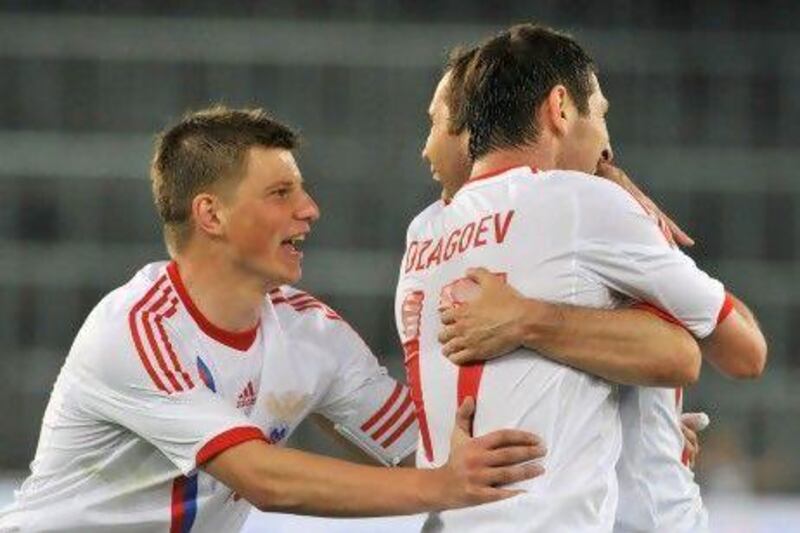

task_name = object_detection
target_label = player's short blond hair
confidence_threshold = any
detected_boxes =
[150,105,298,253]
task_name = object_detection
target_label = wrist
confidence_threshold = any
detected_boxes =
[414,466,450,512]
[518,299,563,351]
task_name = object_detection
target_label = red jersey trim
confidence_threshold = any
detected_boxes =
[167,261,259,352]
[361,382,403,432]
[129,276,195,394]
[632,302,688,331]
[717,293,735,324]
[270,290,343,322]
[381,410,417,448]
[370,392,413,441]
[196,426,267,466]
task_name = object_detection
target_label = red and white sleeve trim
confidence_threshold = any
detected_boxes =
[196,426,268,466]
[632,302,687,330]
[270,290,343,321]
[359,383,416,449]
[717,292,735,324]
[129,275,196,394]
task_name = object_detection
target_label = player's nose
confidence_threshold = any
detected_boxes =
[298,190,321,222]
[601,146,614,163]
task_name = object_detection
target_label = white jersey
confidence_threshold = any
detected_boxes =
[1,261,415,533]
[615,301,732,533]
[394,166,725,533]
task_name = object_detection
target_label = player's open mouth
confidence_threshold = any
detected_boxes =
[281,234,306,254]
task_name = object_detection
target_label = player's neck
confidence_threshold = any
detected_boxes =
[170,250,264,333]
[470,146,556,180]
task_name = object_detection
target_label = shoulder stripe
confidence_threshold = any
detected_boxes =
[155,298,195,390]
[287,292,310,301]
[129,276,171,394]
[129,275,195,394]
[142,289,185,392]
[271,293,343,321]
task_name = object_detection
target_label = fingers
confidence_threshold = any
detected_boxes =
[481,462,545,487]
[473,487,526,504]
[666,216,695,247]
[448,349,479,365]
[465,267,492,285]
[475,429,543,450]
[681,424,699,449]
[485,443,547,467]
[681,412,710,432]
[455,397,475,435]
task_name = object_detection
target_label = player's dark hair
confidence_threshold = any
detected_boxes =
[462,23,596,160]
[443,45,478,136]
[151,105,298,253]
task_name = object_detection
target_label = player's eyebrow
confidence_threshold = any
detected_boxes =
[265,178,302,192]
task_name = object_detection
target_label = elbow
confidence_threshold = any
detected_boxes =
[673,341,702,386]
[650,339,701,387]
[241,471,299,513]
[249,480,295,513]
[728,336,768,380]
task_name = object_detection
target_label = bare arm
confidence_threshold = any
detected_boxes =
[595,163,766,380]
[699,293,767,379]
[439,268,700,387]
[204,399,545,516]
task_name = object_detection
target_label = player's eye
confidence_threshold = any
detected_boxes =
[272,187,292,198]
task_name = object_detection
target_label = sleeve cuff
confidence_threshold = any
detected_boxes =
[632,302,686,330]
[717,292,735,324]
[196,425,267,466]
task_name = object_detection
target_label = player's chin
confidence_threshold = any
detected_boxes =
[276,262,303,286]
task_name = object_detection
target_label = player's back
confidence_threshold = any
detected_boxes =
[396,166,625,532]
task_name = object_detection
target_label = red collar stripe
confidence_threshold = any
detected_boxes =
[166,262,259,352]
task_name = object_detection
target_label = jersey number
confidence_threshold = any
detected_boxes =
[400,272,505,462]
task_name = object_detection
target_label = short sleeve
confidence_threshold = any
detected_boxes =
[289,305,418,466]
[73,316,265,476]
[573,178,726,338]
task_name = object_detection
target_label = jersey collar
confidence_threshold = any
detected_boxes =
[166,261,259,352]
[453,165,539,200]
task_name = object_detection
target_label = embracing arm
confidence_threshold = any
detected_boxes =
[204,399,545,517]
[700,293,767,379]
[439,268,700,387]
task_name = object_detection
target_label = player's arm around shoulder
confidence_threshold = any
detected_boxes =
[573,165,767,380]
[203,398,545,516]
[701,293,767,379]
[439,267,701,387]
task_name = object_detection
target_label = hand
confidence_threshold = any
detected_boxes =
[437,397,546,508]
[596,160,694,248]
[439,268,535,365]
[680,412,710,469]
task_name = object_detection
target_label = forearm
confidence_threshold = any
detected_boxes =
[700,292,767,379]
[255,445,441,516]
[517,301,700,387]
[207,440,445,517]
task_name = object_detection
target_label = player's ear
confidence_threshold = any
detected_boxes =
[192,192,226,238]
[544,85,570,136]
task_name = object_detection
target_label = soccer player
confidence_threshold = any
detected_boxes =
[396,25,766,532]
[0,107,546,532]
[435,35,767,532]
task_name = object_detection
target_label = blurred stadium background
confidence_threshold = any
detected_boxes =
[1,1,798,531]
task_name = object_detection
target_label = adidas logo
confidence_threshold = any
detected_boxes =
[236,381,256,409]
